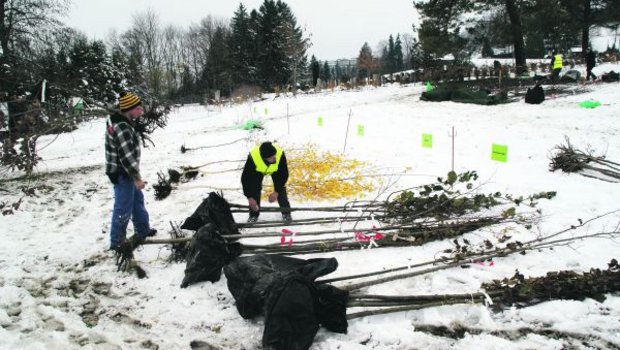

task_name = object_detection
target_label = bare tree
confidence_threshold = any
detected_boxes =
[130,9,164,96]
[400,33,415,70]
[161,25,183,96]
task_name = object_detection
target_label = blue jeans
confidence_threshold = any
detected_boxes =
[109,174,150,248]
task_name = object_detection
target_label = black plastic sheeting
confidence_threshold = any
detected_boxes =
[224,255,349,350]
[179,192,242,288]
[525,85,545,104]
[178,193,348,349]
[421,87,508,105]
[601,71,619,82]
[180,192,240,236]
[180,223,242,288]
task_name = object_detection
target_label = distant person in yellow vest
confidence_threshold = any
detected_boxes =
[241,142,292,223]
[550,51,563,81]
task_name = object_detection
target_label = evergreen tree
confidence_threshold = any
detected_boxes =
[320,61,331,82]
[249,0,308,91]
[409,25,433,70]
[379,46,389,74]
[0,0,68,96]
[524,31,546,58]
[256,0,288,89]
[178,64,194,99]
[334,61,342,82]
[68,38,126,103]
[248,9,261,80]
[204,26,232,97]
[229,4,254,87]
[523,0,578,54]
[279,4,310,92]
[310,55,320,86]
[387,34,396,72]
[414,0,528,73]
[557,0,620,57]
[394,34,405,72]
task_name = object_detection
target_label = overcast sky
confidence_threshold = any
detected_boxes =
[65,0,419,60]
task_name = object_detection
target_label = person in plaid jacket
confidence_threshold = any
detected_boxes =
[105,92,154,251]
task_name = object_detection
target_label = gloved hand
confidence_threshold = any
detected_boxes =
[268,191,278,203]
[248,197,259,211]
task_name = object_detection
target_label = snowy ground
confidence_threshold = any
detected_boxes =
[1,63,620,350]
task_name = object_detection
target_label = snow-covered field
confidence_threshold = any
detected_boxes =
[1,63,619,350]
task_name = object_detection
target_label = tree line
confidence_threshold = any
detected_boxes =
[411,0,620,73]
[0,0,312,108]
[2,0,619,111]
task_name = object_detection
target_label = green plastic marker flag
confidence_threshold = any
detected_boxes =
[491,144,508,162]
[422,133,433,148]
[579,100,601,109]
[357,124,364,136]
[264,107,269,115]
[318,116,323,126]
[425,81,434,92]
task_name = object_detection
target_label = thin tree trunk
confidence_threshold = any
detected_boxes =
[0,0,7,55]
[0,0,9,93]
[505,0,527,74]
[581,0,591,58]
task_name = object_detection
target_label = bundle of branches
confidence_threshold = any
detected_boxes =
[133,101,170,147]
[406,324,619,349]
[345,259,620,320]
[153,168,199,200]
[385,171,556,223]
[483,259,620,308]
[371,170,554,246]
[316,210,620,292]
[168,222,190,262]
[148,211,538,260]
[549,137,620,182]
[148,170,553,258]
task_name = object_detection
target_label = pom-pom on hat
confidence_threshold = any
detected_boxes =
[259,142,277,158]
[119,91,142,112]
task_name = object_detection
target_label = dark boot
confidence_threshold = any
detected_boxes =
[282,213,292,223]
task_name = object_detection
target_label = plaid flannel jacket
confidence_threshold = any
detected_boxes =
[105,114,141,180]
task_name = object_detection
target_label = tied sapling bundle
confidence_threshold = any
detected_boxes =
[549,137,620,182]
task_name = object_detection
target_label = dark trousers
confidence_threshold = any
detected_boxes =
[586,66,596,81]
[248,184,291,218]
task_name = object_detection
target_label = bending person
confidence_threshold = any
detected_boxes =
[241,141,292,223]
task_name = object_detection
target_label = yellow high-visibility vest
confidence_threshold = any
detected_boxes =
[249,145,283,175]
[553,54,563,69]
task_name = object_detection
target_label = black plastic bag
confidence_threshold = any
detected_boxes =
[180,223,242,288]
[180,192,239,236]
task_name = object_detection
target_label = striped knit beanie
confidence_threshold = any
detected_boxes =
[119,92,142,112]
